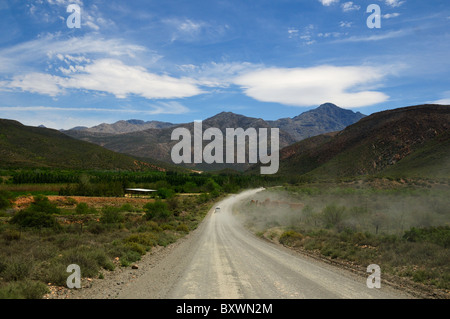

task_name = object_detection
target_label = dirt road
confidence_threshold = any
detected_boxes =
[110,188,412,299]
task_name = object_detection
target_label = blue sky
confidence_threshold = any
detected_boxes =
[0,0,449,129]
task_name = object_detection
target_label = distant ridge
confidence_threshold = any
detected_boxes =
[254,104,450,179]
[63,103,365,171]
[268,102,366,141]
[65,119,175,134]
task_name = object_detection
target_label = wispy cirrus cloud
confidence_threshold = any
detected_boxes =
[0,33,154,74]
[162,18,229,43]
[334,30,408,43]
[178,61,262,88]
[0,101,190,115]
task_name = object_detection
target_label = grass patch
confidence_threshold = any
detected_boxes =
[237,182,450,291]
[0,193,218,299]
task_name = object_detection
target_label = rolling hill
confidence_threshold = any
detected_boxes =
[0,119,168,171]
[260,104,450,179]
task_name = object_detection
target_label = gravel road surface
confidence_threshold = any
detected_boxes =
[60,188,413,299]
[114,188,411,299]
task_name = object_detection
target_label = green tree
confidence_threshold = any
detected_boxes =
[28,195,60,215]
[144,200,171,220]
[0,190,15,210]
[157,187,175,199]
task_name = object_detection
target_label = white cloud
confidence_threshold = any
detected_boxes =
[433,99,450,105]
[233,65,391,108]
[1,34,143,60]
[340,21,352,28]
[341,2,360,12]
[383,13,401,19]
[0,34,158,74]
[431,91,450,105]
[7,73,64,96]
[383,0,405,8]
[318,0,339,6]
[5,59,203,100]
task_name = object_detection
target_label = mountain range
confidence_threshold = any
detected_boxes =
[1,103,448,180]
[63,103,365,171]
[69,119,175,134]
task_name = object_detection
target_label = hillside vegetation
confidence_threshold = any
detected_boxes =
[259,104,450,179]
[0,119,164,171]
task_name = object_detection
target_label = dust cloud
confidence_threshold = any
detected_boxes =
[233,182,450,235]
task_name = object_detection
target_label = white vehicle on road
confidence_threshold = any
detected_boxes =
[215,206,220,213]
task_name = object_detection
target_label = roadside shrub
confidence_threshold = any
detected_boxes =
[124,233,158,248]
[40,261,68,286]
[321,204,346,229]
[403,226,450,248]
[100,206,124,224]
[2,256,33,281]
[10,210,59,229]
[157,232,177,247]
[0,280,49,299]
[120,250,141,267]
[62,246,114,278]
[176,223,189,233]
[144,200,171,220]
[125,242,147,255]
[279,230,304,247]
